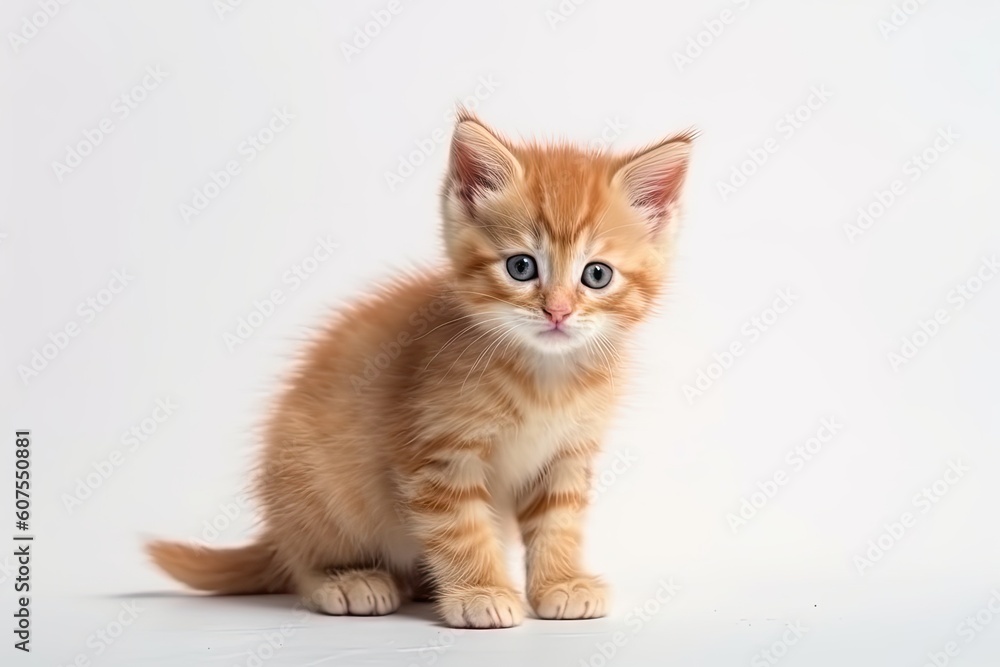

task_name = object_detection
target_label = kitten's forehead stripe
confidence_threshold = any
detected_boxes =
[515,144,617,244]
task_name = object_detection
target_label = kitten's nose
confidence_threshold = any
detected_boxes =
[543,303,573,325]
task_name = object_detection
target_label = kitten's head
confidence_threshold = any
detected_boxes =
[441,111,693,357]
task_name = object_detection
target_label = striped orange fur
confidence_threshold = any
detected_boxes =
[147,112,693,628]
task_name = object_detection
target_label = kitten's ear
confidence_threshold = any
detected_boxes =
[612,132,695,235]
[448,117,522,207]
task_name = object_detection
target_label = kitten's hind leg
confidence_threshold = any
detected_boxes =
[297,567,402,616]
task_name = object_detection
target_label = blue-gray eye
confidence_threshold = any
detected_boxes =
[506,255,538,281]
[582,262,612,289]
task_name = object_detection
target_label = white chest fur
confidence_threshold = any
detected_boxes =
[486,354,608,508]
[489,406,582,496]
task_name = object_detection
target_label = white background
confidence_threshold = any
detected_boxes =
[2,0,999,665]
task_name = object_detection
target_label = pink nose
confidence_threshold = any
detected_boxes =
[543,303,573,324]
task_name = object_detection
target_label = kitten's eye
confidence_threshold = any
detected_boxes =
[506,254,538,281]
[581,262,613,289]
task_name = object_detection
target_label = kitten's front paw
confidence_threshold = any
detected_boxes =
[530,576,609,620]
[438,586,525,628]
[304,569,401,616]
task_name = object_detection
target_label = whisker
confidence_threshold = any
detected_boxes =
[441,320,510,382]
[411,311,478,341]
[463,324,518,393]
[422,316,507,371]
[450,290,528,311]
[593,333,621,392]
[474,325,522,390]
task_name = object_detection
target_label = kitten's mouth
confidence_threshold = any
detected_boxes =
[539,327,571,339]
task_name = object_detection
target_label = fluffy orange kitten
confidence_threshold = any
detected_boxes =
[149,112,693,628]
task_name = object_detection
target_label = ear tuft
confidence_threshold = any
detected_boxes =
[612,131,695,234]
[448,117,521,207]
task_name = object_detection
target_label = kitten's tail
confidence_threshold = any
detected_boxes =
[146,540,288,595]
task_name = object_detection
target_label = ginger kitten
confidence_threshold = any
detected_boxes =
[149,111,693,628]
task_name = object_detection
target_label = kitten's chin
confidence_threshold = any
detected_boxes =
[522,327,590,355]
